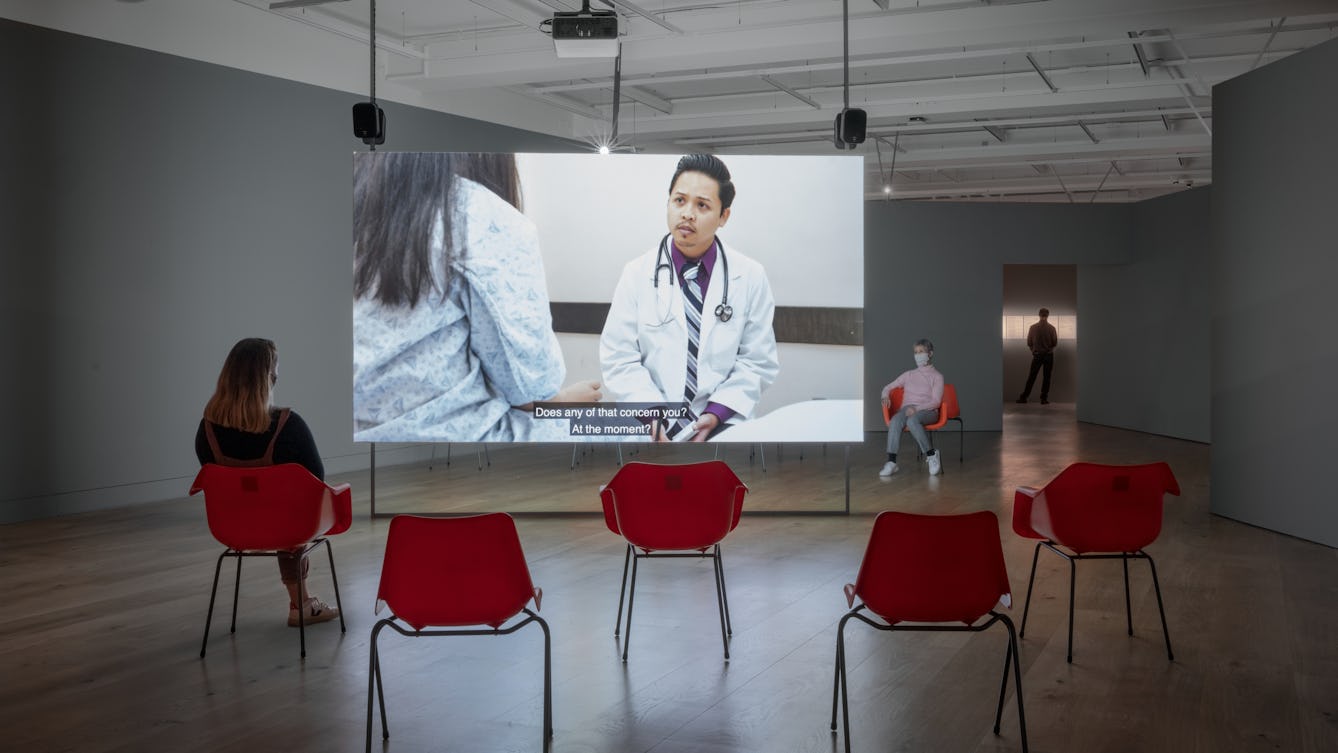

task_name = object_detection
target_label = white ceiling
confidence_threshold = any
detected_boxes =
[10,0,1338,202]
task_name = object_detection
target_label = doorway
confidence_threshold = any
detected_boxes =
[1002,265,1077,406]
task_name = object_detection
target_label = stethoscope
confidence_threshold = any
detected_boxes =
[652,232,733,322]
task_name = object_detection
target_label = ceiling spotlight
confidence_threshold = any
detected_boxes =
[598,144,611,155]
[883,185,892,194]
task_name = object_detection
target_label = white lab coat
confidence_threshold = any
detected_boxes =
[599,242,780,425]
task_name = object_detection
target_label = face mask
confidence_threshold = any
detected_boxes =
[914,352,930,367]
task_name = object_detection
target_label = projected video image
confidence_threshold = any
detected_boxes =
[353,152,864,444]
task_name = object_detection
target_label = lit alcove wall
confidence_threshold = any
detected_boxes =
[1001,265,1077,402]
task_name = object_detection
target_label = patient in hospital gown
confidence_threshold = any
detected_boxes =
[353,155,598,442]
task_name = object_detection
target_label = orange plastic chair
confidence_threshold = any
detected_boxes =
[1012,462,1181,662]
[365,513,550,753]
[189,463,351,659]
[832,511,1027,753]
[599,460,747,661]
[881,383,965,464]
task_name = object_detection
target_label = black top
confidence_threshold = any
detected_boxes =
[195,408,325,480]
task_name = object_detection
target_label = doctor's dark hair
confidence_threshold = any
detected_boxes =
[669,154,735,212]
[353,152,521,308]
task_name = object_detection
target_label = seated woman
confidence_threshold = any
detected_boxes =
[878,338,944,478]
[352,152,600,442]
[194,337,338,627]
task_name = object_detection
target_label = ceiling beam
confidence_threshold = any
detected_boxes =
[601,0,685,34]
[1025,52,1058,93]
[619,86,674,114]
[673,107,1208,146]
[760,75,821,110]
[1128,31,1151,77]
[1250,17,1287,71]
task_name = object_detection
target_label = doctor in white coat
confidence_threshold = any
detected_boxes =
[600,154,780,441]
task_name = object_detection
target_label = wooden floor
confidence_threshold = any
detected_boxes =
[2,404,1335,753]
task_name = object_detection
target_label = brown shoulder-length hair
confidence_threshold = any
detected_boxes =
[204,338,278,433]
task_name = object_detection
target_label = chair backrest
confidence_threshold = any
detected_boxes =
[851,511,1011,625]
[189,463,350,551]
[941,383,960,420]
[599,461,747,552]
[1013,462,1181,553]
[375,513,540,630]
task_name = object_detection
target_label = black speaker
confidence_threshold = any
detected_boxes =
[833,108,867,149]
[352,102,385,145]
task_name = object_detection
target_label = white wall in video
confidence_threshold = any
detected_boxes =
[353,152,863,444]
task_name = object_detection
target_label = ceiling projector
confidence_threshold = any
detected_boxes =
[551,8,620,58]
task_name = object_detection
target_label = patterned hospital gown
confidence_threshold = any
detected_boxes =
[353,176,572,443]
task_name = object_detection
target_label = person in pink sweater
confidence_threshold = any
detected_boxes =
[878,338,945,477]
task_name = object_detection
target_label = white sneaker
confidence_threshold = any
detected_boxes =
[927,450,942,476]
[288,597,339,627]
[879,461,899,477]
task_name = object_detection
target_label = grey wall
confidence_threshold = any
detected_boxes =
[864,202,1131,432]
[0,19,573,522]
[1078,187,1212,443]
[1211,38,1338,547]
[1002,265,1077,402]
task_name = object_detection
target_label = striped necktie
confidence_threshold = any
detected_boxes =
[667,261,704,440]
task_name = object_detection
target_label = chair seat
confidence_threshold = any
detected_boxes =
[190,463,351,660]
[600,461,748,662]
[1012,461,1181,663]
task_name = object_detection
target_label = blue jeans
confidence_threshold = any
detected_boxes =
[887,407,939,456]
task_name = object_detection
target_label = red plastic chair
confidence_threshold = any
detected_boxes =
[832,511,1027,753]
[881,383,965,464]
[189,463,351,659]
[599,460,747,661]
[1012,461,1181,663]
[365,513,551,753]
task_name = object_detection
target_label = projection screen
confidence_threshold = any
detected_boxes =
[353,152,863,444]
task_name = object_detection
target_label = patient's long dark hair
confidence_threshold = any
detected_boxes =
[353,152,521,307]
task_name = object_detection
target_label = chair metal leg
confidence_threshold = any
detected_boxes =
[366,621,390,753]
[1122,553,1133,636]
[993,629,1012,734]
[715,545,733,636]
[229,555,242,633]
[711,550,730,661]
[830,625,842,732]
[622,553,639,663]
[1001,615,1029,753]
[297,570,307,659]
[1145,551,1175,661]
[1066,555,1076,663]
[200,551,228,658]
[323,539,347,633]
[1019,542,1042,638]
[536,613,554,748]
[614,544,631,636]
[835,614,854,753]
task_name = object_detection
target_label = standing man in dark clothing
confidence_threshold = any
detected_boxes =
[1017,308,1058,404]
